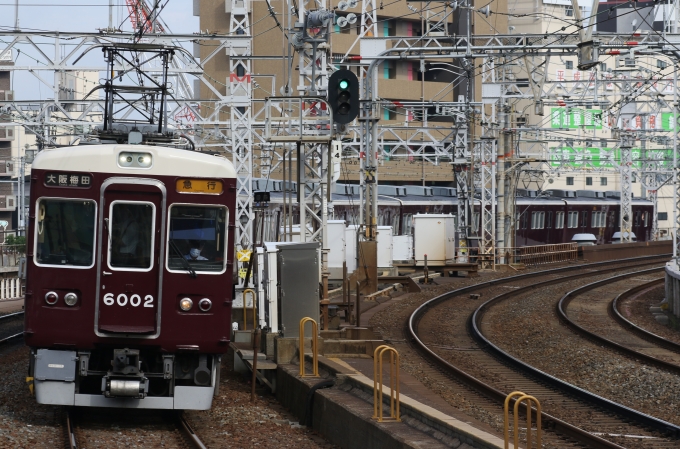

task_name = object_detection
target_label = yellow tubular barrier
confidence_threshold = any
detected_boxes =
[372,345,401,422]
[299,317,319,377]
[243,289,256,330]
[503,391,542,449]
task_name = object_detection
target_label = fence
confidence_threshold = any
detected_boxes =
[508,243,578,266]
[449,243,578,267]
[0,277,21,299]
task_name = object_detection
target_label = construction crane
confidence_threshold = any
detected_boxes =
[124,0,194,101]
[126,0,163,34]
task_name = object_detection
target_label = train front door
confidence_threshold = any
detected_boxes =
[95,179,166,337]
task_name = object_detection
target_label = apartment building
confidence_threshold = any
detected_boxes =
[507,0,675,234]
[194,0,507,183]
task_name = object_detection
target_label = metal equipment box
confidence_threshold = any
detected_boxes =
[413,214,456,266]
[277,242,320,337]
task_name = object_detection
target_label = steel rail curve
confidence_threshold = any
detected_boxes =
[470,265,680,438]
[0,311,25,345]
[178,412,208,449]
[408,255,676,448]
[557,268,680,375]
[609,277,680,354]
[66,409,78,449]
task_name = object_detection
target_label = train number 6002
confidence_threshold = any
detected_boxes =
[103,293,153,307]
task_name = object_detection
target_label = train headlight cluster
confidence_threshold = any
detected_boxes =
[179,298,193,311]
[64,292,78,306]
[118,151,153,169]
[45,291,79,306]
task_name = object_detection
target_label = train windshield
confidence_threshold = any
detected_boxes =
[35,199,96,267]
[109,201,155,270]
[167,205,227,273]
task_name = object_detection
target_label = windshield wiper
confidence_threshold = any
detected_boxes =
[169,240,197,278]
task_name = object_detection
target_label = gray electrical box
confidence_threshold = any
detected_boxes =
[277,242,320,337]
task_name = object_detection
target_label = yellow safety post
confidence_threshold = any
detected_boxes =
[299,317,319,377]
[372,345,401,422]
[242,289,256,330]
[503,391,542,449]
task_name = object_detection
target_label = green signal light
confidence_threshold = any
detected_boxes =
[339,79,349,89]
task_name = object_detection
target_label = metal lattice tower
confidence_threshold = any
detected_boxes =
[295,0,331,245]
[618,131,635,243]
[229,0,254,279]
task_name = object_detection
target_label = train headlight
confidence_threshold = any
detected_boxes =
[136,154,152,167]
[118,151,153,169]
[45,291,59,305]
[198,298,212,312]
[64,292,78,306]
[179,298,193,311]
[119,152,134,167]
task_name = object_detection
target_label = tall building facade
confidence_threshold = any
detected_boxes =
[194,0,507,184]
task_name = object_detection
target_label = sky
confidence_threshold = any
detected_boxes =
[0,1,200,100]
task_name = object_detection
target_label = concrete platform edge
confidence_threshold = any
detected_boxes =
[276,355,506,449]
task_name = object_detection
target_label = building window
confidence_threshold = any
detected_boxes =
[384,20,396,37]
[634,210,640,226]
[520,212,527,230]
[556,211,565,229]
[658,59,667,69]
[566,177,574,186]
[600,139,607,148]
[586,177,592,186]
[659,212,668,221]
[600,177,607,186]
[531,211,545,229]
[565,60,573,70]
[568,211,578,228]
[565,6,573,16]
[383,105,397,120]
[644,211,649,227]
[547,211,553,229]
[384,61,396,80]
[582,211,588,227]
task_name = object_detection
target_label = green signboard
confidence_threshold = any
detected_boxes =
[550,108,602,129]
[550,147,674,169]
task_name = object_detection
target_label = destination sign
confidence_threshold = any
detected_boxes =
[176,179,223,194]
[45,173,92,188]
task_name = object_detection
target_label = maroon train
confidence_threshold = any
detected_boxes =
[25,144,236,409]
[259,181,656,245]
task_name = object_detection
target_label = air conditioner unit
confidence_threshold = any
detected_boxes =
[5,162,14,173]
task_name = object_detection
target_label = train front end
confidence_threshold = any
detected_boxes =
[24,145,236,410]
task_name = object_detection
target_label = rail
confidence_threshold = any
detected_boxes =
[242,289,256,330]
[299,317,319,377]
[409,254,676,448]
[372,345,401,423]
[504,392,541,449]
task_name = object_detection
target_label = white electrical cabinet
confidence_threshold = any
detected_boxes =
[327,220,346,280]
[376,226,393,268]
[392,235,413,262]
[345,225,359,274]
[413,214,456,266]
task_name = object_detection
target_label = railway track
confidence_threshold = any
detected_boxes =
[0,310,24,344]
[406,256,680,448]
[65,408,208,449]
[559,269,680,373]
